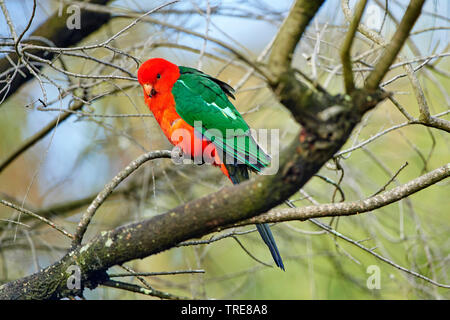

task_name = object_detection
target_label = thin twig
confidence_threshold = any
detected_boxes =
[0,199,74,239]
[365,0,426,90]
[310,219,450,289]
[109,269,205,277]
[371,162,409,196]
[72,150,174,246]
[101,279,188,299]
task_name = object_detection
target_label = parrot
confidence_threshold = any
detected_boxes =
[137,58,284,270]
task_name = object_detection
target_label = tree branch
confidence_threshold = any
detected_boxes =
[101,279,188,300]
[0,0,426,300]
[365,0,426,90]
[340,0,368,93]
[0,199,74,239]
[235,163,450,225]
[0,84,136,174]
[268,0,325,81]
[72,150,174,246]
[309,218,450,289]
[0,0,113,103]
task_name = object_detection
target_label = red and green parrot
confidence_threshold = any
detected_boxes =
[137,58,284,270]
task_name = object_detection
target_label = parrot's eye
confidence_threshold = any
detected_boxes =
[156,73,161,79]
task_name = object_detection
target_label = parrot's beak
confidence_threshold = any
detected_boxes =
[143,84,153,97]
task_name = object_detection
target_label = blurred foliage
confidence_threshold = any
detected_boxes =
[0,0,448,299]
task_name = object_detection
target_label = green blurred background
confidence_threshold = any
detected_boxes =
[0,0,448,299]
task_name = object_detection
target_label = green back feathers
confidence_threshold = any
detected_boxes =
[172,66,270,171]
[177,66,236,99]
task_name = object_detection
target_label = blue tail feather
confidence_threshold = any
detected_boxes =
[256,223,285,271]
[225,163,285,271]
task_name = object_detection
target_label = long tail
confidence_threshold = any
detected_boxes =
[225,163,285,271]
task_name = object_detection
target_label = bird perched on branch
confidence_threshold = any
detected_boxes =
[137,58,284,270]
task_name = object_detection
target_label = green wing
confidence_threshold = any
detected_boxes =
[177,66,236,99]
[172,66,270,171]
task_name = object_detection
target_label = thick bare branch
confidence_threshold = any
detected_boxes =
[340,0,368,93]
[237,163,450,224]
[365,0,426,90]
[268,0,325,81]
